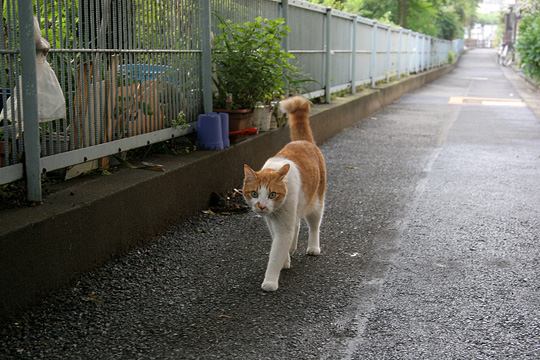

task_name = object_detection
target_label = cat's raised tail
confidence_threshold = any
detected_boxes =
[280,96,314,143]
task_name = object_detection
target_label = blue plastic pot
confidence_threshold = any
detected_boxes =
[197,113,224,150]
[219,112,230,148]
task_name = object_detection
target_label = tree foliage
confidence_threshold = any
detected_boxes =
[516,7,540,81]
[475,12,500,26]
[308,0,479,40]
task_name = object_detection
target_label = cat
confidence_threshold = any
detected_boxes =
[243,96,327,292]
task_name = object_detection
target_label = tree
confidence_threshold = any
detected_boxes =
[309,0,479,40]
[398,0,407,27]
[476,12,500,26]
[516,2,540,81]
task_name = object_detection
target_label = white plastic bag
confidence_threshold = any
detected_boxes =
[34,16,50,53]
[0,17,65,127]
[35,53,66,122]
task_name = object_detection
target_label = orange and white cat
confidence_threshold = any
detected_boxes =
[243,96,326,291]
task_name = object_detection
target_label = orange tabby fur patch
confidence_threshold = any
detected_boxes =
[280,96,314,143]
[277,141,326,206]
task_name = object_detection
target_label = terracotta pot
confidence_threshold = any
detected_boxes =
[214,108,253,131]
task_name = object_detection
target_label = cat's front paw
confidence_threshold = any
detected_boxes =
[306,247,321,256]
[261,281,279,292]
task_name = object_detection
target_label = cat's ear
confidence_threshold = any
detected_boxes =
[277,164,290,180]
[243,164,257,182]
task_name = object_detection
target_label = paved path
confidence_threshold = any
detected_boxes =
[1,49,539,359]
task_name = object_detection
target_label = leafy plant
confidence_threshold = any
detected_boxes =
[447,50,456,64]
[516,13,540,82]
[212,16,307,110]
[171,111,189,130]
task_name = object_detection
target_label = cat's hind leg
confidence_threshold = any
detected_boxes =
[290,219,300,255]
[305,199,324,256]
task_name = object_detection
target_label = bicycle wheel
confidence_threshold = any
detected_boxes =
[503,50,514,66]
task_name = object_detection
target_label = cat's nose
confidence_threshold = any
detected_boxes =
[256,202,266,210]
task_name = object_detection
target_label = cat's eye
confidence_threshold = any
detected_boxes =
[268,192,277,199]
[251,191,258,198]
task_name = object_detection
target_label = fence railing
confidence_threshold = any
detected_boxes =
[0,0,461,201]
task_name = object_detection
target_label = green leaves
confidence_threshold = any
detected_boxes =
[212,17,307,110]
[517,13,540,82]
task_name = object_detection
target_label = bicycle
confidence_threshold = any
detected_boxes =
[498,43,515,67]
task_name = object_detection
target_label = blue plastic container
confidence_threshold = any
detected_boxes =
[118,64,178,85]
[197,113,224,150]
[219,112,230,148]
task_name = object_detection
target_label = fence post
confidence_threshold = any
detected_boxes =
[397,28,402,79]
[435,40,438,67]
[427,36,431,70]
[426,37,429,69]
[433,39,436,67]
[441,41,443,66]
[407,30,412,74]
[281,0,289,51]
[415,33,420,73]
[420,35,424,71]
[434,40,437,67]
[281,0,289,96]
[351,16,357,94]
[18,0,42,202]
[324,7,332,103]
[414,33,417,72]
[425,37,428,69]
[437,40,440,66]
[200,0,213,113]
[370,22,377,87]
[386,27,391,82]
[421,36,424,71]
[427,37,431,69]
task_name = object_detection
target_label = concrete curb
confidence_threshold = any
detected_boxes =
[0,64,455,319]
[518,71,540,90]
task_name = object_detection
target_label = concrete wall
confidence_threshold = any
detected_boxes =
[0,64,454,320]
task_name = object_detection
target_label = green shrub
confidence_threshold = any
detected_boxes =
[516,14,540,81]
[447,51,457,64]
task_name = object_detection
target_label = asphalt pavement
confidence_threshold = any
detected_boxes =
[0,49,538,359]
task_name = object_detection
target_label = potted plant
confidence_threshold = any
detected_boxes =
[212,16,304,131]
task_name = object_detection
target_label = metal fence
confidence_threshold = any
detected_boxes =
[1,0,203,197]
[1,0,459,201]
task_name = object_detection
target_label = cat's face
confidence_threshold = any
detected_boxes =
[243,164,290,215]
